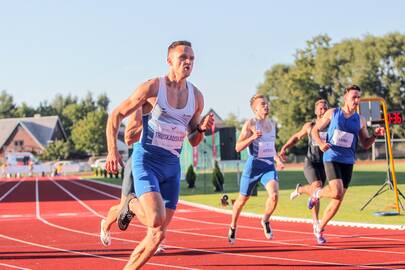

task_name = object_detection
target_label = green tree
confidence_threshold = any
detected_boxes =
[51,94,77,115]
[185,164,197,188]
[40,140,72,161]
[36,101,57,116]
[211,160,224,192]
[258,33,405,153]
[0,90,16,118]
[71,109,108,156]
[97,93,110,111]
[223,112,243,131]
[62,103,86,136]
[13,102,36,118]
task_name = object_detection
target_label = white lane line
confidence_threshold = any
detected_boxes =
[0,180,22,202]
[37,178,199,270]
[0,214,24,218]
[0,262,32,270]
[56,213,78,216]
[74,178,405,256]
[0,232,128,263]
[66,179,402,269]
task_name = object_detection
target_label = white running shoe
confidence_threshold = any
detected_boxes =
[261,220,273,239]
[290,183,302,200]
[100,219,111,246]
[313,223,326,245]
[228,227,236,244]
[155,244,165,255]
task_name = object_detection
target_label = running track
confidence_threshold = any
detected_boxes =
[1,176,405,270]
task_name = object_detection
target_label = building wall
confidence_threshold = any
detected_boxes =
[0,125,43,159]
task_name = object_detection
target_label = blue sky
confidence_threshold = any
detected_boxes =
[1,0,404,120]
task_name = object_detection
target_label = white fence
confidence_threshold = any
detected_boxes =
[1,163,91,178]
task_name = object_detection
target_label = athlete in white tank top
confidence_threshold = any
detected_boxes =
[228,94,284,244]
[142,77,195,157]
[105,41,214,269]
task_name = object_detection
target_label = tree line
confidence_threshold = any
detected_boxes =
[256,32,405,155]
[2,33,404,159]
[0,91,109,159]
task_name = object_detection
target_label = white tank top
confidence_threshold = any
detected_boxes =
[248,119,276,159]
[141,77,196,157]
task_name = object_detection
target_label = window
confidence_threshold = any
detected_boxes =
[14,140,24,147]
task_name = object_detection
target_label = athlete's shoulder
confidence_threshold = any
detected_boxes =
[268,118,277,127]
[189,82,203,98]
[133,77,160,97]
[324,108,336,118]
[244,118,255,128]
[143,77,160,90]
[304,121,314,128]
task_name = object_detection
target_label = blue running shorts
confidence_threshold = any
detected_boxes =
[132,143,181,210]
[239,156,278,196]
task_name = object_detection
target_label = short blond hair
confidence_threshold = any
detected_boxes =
[315,99,328,108]
[250,94,266,108]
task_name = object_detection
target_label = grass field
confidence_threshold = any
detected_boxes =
[87,161,405,226]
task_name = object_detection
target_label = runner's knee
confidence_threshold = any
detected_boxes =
[312,181,322,189]
[330,189,344,200]
[149,227,165,247]
[269,192,278,202]
[149,212,166,229]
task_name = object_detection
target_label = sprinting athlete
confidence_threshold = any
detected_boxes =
[279,99,328,242]
[105,40,214,269]
[228,94,284,244]
[308,85,384,244]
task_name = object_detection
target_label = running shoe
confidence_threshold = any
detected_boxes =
[307,197,319,210]
[290,183,302,200]
[314,224,326,244]
[117,196,135,231]
[228,227,236,244]
[313,221,319,235]
[100,219,111,246]
[261,220,273,239]
[155,244,165,255]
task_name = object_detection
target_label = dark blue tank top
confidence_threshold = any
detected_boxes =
[323,108,361,164]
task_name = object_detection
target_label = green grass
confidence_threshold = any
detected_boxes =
[86,162,405,226]
[180,162,405,225]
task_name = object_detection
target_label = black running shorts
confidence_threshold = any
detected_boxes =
[303,158,326,185]
[323,161,354,189]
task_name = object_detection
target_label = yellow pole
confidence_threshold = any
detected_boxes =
[360,97,400,213]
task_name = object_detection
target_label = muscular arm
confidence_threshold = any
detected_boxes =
[105,79,157,172]
[124,108,143,145]
[358,116,384,149]
[280,122,311,155]
[187,88,214,146]
[235,120,256,152]
[311,108,334,152]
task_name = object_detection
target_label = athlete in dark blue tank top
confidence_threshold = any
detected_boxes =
[306,85,385,245]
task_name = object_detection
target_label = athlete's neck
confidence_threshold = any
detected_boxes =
[255,114,268,121]
[166,74,187,90]
[341,104,356,116]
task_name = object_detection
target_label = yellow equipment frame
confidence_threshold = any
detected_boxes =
[359,97,401,213]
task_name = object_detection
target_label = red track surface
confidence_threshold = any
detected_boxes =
[1,176,405,270]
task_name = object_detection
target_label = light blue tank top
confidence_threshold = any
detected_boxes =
[323,108,361,164]
[140,77,196,158]
[248,119,276,162]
